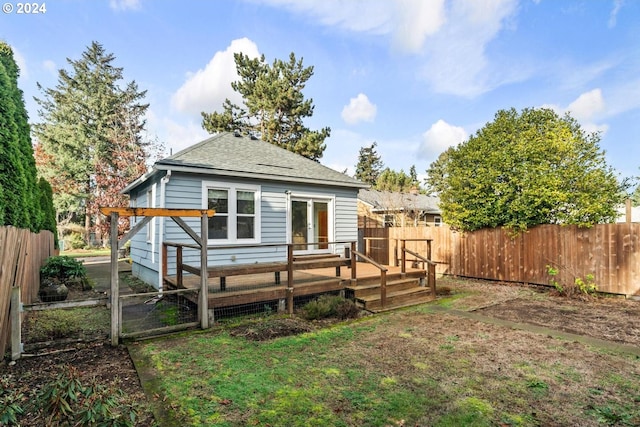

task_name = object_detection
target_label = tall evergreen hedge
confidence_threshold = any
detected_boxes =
[0,42,46,232]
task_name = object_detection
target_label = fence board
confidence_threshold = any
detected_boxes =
[384,223,640,297]
[0,227,54,356]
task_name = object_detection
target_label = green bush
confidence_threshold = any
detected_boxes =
[41,255,87,280]
[0,376,24,426]
[301,295,359,320]
[32,367,137,426]
[546,265,597,298]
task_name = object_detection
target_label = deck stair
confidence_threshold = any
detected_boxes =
[345,271,435,312]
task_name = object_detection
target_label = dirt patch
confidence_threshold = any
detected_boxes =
[1,341,156,426]
[229,317,315,340]
[477,295,640,346]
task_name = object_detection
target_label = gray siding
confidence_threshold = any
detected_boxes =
[128,171,359,288]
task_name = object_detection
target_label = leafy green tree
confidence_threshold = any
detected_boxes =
[0,42,40,230]
[201,52,330,161]
[427,107,625,232]
[355,142,384,186]
[33,41,156,239]
[376,168,415,192]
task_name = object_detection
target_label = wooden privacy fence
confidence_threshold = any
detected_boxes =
[0,226,55,356]
[379,223,639,297]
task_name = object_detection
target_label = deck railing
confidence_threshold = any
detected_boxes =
[352,249,388,308]
[398,238,436,295]
[163,240,357,314]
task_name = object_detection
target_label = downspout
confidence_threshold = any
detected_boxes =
[158,170,172,293]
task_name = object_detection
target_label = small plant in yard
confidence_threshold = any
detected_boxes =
[301,294,359,320]
[31,366,137,426]
[0,376,24,425]
[546,265,597,298]
[41,255,87,280]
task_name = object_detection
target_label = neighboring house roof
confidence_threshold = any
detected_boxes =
[358,189,441,214]
[122,132,368,194]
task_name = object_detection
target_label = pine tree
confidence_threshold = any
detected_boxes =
[202,52,330,161]
[34,41,158,240]
[354,142,384,186]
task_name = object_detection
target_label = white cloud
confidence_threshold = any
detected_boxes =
[341,93,377,125]
[608,0,623,28]
[420,0,521,97]
[109,0,141,11]
[543,89,609,136]
[253,0,521,96]
[391,0,446,53]
[419,119,467,160]
[42,59,56,74]
[12,47,28,81]
[252,0,445,54]
[171,38,260,116]
[145,109,209,155]
[566,88,605,122]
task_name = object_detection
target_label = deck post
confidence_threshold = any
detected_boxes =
[380,269,387,308]
[176,245,183,288]
[287,244,294,314]
[350,241,357,280]
[110,211,120,346]
[162,243,167,289]
[400,239,406,274]
[199,212,209,328]
[428,262,436,295]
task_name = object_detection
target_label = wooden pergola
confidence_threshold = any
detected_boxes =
[99,207,215,346]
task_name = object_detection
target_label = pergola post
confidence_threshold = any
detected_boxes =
[200,211,209,328]
[110,211,120,346]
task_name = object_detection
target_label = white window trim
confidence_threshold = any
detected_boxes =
[202,180,261,244]
[434,216,442,227]
[285,191,335,254]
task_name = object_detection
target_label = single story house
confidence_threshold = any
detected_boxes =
[358,189,441,228]
[121,132,368,288]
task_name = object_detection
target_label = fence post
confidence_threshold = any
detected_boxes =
[11,287,21,361]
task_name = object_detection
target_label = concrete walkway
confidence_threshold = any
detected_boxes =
[82,258,132,294]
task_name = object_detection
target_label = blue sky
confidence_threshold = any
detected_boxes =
[3,0,639,183]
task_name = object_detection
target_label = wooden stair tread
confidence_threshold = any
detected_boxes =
[367,295,437,312]
[356,286,432,303]
[346,278,418,291]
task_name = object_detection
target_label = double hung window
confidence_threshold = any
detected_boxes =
[204,182,260,243]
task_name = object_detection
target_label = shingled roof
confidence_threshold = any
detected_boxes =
[358,189,440,214]
[123,132,367,193]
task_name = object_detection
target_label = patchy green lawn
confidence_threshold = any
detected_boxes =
[130,284,640,426]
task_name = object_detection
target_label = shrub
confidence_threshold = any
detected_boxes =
[31,366,137,426]
[301,295,359,320]
[41,255,87,280]
[0,376,24,426]
[546,265,597,298]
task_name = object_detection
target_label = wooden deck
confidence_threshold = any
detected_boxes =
[164,262,428,310]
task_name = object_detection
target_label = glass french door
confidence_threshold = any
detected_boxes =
[291,198,329,252]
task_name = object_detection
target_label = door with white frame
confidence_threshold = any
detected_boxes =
[289,196,332,254]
